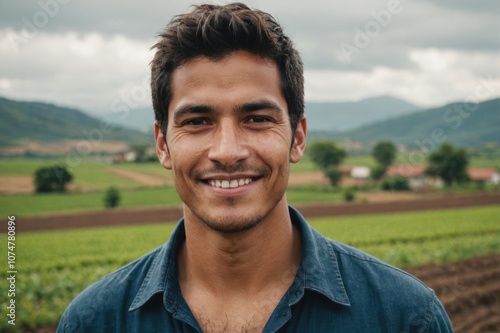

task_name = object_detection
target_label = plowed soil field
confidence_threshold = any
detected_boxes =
[407,253,500,333]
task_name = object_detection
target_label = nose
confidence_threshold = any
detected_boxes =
[207,119,250,166]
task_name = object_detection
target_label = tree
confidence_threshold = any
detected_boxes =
[308,140,347,187]
[34,165,73,193]
[308,140,346,171]
[372,141,397,169]
[104,186,121,208]
[426,143,469,187]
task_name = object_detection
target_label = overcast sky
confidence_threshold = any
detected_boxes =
[0,0,499,115]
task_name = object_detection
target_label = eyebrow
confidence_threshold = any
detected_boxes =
[172,105,212,123]
[237,100,284,115]
[173,100,284,122]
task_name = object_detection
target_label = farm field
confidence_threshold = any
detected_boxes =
[0,185,346,217]
[1,154,499,218]
[0,205,499,332]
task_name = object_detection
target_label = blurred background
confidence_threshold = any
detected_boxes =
[0,1,499,332]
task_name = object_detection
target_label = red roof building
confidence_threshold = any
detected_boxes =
[467,168,500,184]
[385,164,427,178]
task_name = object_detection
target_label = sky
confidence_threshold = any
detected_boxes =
[0,0,499,116]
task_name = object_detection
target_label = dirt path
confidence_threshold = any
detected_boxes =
[0,175,33,194]
[288,171,329,185]
[105,168,170,186]
[407,253,500,333]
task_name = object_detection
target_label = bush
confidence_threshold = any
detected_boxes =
[343,188,356,202]
[371,164,387,181]
[104,187,121,208]
[34,165,73,193]
[325,166,343,187]
[381,176,410,191]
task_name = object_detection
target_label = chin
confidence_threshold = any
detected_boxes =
[199,212,266,234]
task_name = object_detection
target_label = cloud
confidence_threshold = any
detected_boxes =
[305,48,500,106]
[0,29,153,113]
[0,0,499,112]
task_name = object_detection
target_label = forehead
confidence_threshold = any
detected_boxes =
[169,52,285,111]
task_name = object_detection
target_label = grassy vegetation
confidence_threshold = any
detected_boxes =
[0,185,345,217]
[469,157,500,169]
[0,187,183,217]
[290,155,319,172]
[342,155,377,168]
[0,159,54,175]
[0,205,498,332]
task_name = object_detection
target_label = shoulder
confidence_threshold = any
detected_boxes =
[328,239,434,302]
[57,246,163,332]
[326,239,453,331]
[330,239,430,291]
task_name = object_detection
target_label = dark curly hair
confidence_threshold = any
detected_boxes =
[150,2,304,138]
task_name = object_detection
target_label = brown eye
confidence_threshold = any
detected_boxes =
[248,116,271,123]
[184,118,208,126]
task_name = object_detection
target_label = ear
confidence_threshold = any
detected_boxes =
[290,116,307,163]
[154,121,172,170]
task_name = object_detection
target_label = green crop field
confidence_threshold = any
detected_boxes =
[0,205,498,332]
[0,185,344,217]
[0,187,183,217]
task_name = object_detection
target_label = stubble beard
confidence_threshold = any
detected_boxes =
[191,197,271,234]
[191,191,287,233]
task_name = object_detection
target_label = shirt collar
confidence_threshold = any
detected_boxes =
[129,221,185,312]
[129,206,350,312]
[288,206,350,307]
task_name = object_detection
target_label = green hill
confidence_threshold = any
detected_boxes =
[0,97,152,146]
[321,98,500,147]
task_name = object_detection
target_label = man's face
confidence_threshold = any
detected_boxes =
[155,51,306,233]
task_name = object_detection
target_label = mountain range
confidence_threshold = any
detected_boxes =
[0,95,498,149]
[321,98,500,147]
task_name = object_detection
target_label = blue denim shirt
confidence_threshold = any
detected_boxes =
[57,206,454,332]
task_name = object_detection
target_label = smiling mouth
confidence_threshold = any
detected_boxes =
[208,178,253,189]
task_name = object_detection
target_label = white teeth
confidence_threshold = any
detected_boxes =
[209,178,253,189]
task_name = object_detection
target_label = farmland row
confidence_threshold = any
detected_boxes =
[406,254,500,333]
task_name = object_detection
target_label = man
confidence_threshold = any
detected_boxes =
[57,3,454,332]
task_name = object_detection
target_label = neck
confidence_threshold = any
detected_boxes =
[178,199,301,296]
